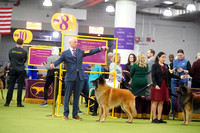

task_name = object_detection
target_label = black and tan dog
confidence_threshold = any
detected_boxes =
[176,84,200,125]
[91,76,137,123]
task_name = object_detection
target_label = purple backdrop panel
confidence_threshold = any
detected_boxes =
[77,39,107,65]
[114,27,135,50]
[25,79,53,99]
[28,48,52,66]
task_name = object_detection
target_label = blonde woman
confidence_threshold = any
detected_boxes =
[109,53,122,82]
[130,52,148,96]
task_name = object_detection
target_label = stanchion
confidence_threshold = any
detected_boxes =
[47,71,58,117]
[52,71,58,117]
[87,89,95,115]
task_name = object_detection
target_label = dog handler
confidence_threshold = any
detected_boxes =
[40,47,60,107]
[50,38,108,120]
[171,49,191,115]
[150,52,180,123]
[4,38,27,107]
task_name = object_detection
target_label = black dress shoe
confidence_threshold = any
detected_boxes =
[4,103,9,107]
[17,104,24,107]
[152,118,159,123]
[159,119,167,123]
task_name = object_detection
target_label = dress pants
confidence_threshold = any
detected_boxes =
[6,70,25,105]
[64,73,84,117]
[43,76,59,101]
[81,79,89,104]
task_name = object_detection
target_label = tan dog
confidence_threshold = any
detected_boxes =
[91,76,137,123]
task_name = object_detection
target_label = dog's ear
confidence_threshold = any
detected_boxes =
[98,75,105,85]
[179,82,185,88]
[181,85,188,91]
[176,88,184,96]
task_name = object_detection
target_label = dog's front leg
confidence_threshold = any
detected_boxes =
[97,104,102,122]
[101,104,109,122]
[185,106,191,125]
[182,109,186,125]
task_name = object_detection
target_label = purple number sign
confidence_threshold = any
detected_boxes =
[60,15,69,30]
[19,31,27,41]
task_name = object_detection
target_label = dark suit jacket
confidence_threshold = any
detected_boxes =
[54,47,101,81]
[152,63,180,88]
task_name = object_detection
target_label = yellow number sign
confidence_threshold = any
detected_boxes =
[13,29,33,43]
[51,13,77,32]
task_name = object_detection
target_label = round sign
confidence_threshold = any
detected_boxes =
[13,29,33,43]
[51,13,77,32]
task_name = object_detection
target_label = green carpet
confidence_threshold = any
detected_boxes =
[0,89,200,133]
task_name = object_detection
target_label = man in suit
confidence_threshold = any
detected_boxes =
[146,49,155,97]
[50,38,108,120]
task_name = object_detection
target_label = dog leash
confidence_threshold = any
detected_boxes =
[134,83,152,96]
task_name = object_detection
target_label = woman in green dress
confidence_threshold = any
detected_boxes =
[130,52,148,96]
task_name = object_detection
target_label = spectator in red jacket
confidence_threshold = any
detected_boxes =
[191,52,200,88]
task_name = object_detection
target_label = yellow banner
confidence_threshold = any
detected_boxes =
[51,13,77,32]
[13,29,33,43]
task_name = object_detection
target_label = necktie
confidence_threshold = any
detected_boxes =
[72,49,77,61]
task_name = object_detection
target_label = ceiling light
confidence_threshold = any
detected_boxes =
[53,31,59,38]
[105,0,109,2]
[186,4,196,12]
[106,5,115,13]
[163,1,173,5]
[43,0,52,7]
[163,9,172,16]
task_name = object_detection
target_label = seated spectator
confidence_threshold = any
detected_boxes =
[105,71,119,88]
[109,53,122,82]
[37,71,43,79]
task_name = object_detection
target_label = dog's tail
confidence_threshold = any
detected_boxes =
[133,100,137,117]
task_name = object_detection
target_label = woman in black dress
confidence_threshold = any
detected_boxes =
[150,52,180,123]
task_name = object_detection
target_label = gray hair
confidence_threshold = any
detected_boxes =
[51,47,59,55]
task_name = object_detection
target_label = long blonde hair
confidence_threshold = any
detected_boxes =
[136,52,147,68]
[112,53,121,65]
